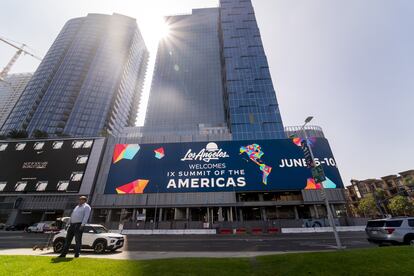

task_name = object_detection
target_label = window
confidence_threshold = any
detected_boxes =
[385,220,403,227]
[367,220,385,227]
[83,226,94,233]
[408,219,414,227]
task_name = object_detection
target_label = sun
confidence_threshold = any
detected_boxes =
[148,17,170,43]
[157,20,170,40]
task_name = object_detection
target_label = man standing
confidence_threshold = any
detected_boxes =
[59,196,91,258]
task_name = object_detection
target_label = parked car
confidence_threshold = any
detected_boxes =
[43,221,59,232]
[5,223,29,231]
[27,223,44,233]
[365,217,414,245]
[53,224,125,254]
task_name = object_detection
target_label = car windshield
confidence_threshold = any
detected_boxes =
[93,226,109,234]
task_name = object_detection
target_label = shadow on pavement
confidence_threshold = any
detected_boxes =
[41,250,124,257]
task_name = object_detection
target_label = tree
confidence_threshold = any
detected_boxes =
[357,195,378,217]
[32,129,49,139]
[373,188,388,215]
[403,176,414,188]
[388,195,413,216]
[7,129,28,139]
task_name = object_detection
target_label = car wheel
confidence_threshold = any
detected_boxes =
[53,239,65,253]
[93,241,106,254]
[404,235,414,246]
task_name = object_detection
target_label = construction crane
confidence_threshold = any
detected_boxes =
[0,36,42,81]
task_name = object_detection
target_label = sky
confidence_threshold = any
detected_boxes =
[0,0,413,185]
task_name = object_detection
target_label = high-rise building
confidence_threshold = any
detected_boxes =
[142,0,284,141]
[144,8,229,137]
[87,1,346,231]
[0,73,32,129]
[220,0,284,139]
[1,13,148,137]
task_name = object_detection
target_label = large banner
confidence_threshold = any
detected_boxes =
[105,138,343,194]
[0,139,94,193]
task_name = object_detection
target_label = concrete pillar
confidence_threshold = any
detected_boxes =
[239,209,243,222]
[6,210,19,225]
[174,208,186,220]
[293,206,299,219]
[275,206,280,219]
[313,205,320,219]
[330,204,337,218]
[207,208,210,223]
[158,208,163,222]
[89,209,94,223]
[186,208,190,220]
[261,207,267,221]
[40,212,47,222]
[132,209,137,222]
[63,209,72,217]
[105,209,112,224]
[218,207,224,222]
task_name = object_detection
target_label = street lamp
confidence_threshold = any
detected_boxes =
[296,116,343,249]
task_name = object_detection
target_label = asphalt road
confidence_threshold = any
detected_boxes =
[0,231,373,252]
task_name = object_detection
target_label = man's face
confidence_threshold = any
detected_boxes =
[79,198,86,205]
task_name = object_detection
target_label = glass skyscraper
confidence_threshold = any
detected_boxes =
[1,13,148,137]
[143,0,284,141]
[220,0,284,139]
[144,8,228,133]
[0,73,32,129]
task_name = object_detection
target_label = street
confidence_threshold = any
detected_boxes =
[0,231,373,252]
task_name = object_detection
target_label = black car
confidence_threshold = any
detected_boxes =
[5,223,29,231]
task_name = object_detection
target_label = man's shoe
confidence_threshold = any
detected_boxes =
[74,254,79,258]
[58,255,66,258]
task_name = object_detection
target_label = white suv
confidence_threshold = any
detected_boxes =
[53,224,125,254]
[366,217,414,245]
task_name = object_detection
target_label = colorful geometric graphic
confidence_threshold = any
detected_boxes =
[292,137,316,147]
[322,177,337,189]
[113,144,140,164]
[305,177,337,190]
[115,179,149,194]
[292,137,302,147]
[154,147,165,159]
[240,144,272,185]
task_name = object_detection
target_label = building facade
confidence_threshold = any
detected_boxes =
[144,8,228,135]
[1,13,148,137]
[90,126,347,230]
[143,0,284,141]
[219,0,284,139]
[0,73,32,129]
[87,2,346,230]
[347,170,414,216]
[0,138,105,225]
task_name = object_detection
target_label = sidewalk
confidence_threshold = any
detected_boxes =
[0,248,316,260]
